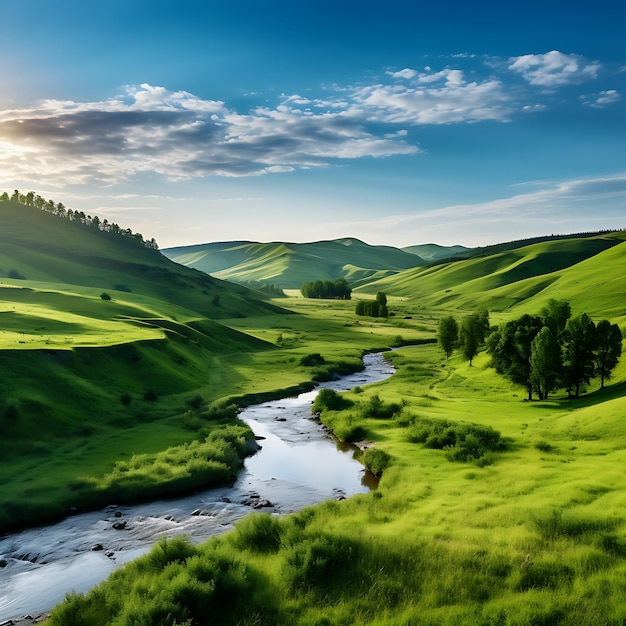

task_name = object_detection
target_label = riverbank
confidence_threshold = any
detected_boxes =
[1,352,395,624]
[0,612,49,625]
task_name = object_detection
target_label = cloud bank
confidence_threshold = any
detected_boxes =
[0,51,609,184]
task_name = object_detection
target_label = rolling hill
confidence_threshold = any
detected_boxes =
[162,238,425,289]
[357,232,626,321]
[402,242,470,261]
[0,198,290,530]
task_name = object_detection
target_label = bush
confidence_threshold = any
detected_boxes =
[312,388,352,413]
[361,448,391,476]
[407,417,507,463]
[360,394,402,419]
[100,292,111,301]
[186,395,204,410]
[234,513,283,553]
[120,393,132,406]
[143,389,158,402]
[200,401,238,421]
[113,283,132,292]
[8,268,25,279]
[300,353,325,367]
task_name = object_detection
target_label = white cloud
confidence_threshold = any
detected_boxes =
[508,50,600,86]
[387,68,418,79]
[339,173,626,246]
[582,89,621,108]
[0,52,613,186]
[350,71,513,124]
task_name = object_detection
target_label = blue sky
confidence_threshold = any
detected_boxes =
[1,0,625,248]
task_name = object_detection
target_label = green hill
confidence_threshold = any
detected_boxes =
[162,237,424,289]
[402,242,470,261]
[0,199,289,531]
[358,232,626,321]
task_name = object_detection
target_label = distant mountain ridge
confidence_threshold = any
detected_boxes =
[402,243,470,262]
[163,238,426,289]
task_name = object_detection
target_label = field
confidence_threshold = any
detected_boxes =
[47,290,626,625]
[2,202,626,624]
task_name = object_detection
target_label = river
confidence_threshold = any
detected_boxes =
[0,351,395,622]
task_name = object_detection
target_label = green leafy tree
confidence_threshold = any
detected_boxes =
[540,299,571,336]
[530,327,562,400]
[437,315,458,360]
[487,314,543,400]
[301,278,352,300]
[459,313,484,366]
[594,320,623,388]
[562,313,597,397]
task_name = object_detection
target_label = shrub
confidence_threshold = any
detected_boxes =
[360,394,402,419]
[186,395,204,410]
[8,268,25,279]
[312,388,352,413]
[143,389,158,402]
[200,401,238,421]
[100,292,112,301]
[361,448,391,476]
[120,393,132,406]
[407,417,507,463]
[113,283,132,292]
[300,353,325,367]
[234,513,283,553]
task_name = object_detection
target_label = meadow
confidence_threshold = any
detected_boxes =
[2,201,625,623]
[47,291,626,625]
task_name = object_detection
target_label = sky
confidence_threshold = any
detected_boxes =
[1,0,625,248]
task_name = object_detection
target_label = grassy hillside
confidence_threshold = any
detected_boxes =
[162,237,424,289]
[49,294,626,625]
[0,199,295,531]
[358,232,626,321]
[402,242,470,261]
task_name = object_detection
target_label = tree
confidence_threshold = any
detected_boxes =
[562,313,596,397]
[530,327,562,400]
[376,292,388,317]
[301,278,352,300]
[594,320,622,388]
[540,299,571,336]
[459,313,484,366]
[437,315,458,360]
[487,314,543,400]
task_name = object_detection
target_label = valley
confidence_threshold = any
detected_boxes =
[1,196,626,624]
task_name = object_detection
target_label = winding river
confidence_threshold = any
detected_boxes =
[0,351,395,623]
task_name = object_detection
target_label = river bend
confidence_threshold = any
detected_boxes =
[0,351,395,622]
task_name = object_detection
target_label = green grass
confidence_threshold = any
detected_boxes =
[357,233,626,319]
[4,204,626,623]
[46,293,626,624]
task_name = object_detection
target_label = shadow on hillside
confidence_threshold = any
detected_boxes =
[528,379,626,412]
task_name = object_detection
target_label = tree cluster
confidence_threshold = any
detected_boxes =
[355,292,388,318]
[438,300,622,400]
[300,278,351,299]
[437,310,489,365]
[1,190,159,250]
[487,300,622,399]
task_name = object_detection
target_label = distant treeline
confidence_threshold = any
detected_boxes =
[301,278,352,299]
[1,190,159,250]
[436,229,626,266]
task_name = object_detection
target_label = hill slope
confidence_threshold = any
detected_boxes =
[402,242,470,261]
[0,199,287,531]
[162,238,424,288]
[357,232,626,319]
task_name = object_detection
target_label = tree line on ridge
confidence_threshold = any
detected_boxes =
[1,190,159,250]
